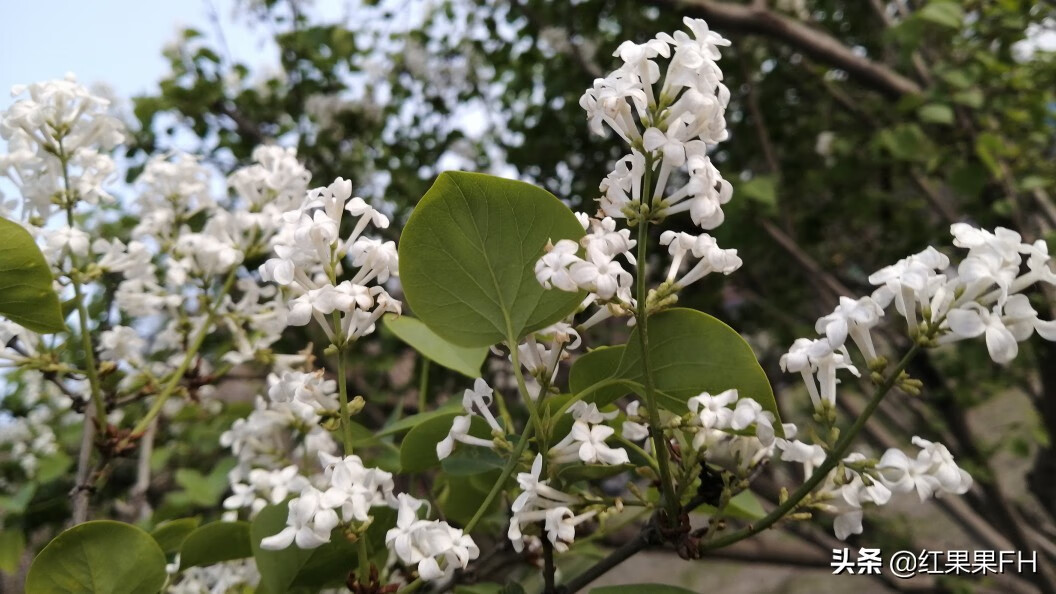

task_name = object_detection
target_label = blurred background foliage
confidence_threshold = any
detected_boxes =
[4,0,1056,591]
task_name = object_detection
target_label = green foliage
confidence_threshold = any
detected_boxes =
[0,217,65,334]
[570,309,778,424]
[383,313,489,378]
[400,412,493,472]
[250,503,395,592]
[26,521,167,594]
[150,517,201,554]
[399,171,586,347]
[0,530,25,574]
[179,521,253,569]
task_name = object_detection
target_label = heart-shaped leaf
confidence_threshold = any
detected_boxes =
[399,171,585,347]
[569,309,779,428]
[26,521,167,593]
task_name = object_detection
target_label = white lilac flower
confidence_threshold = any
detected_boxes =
[98,326,145,365]
[549,421,630,465]
[621,400,650,441]
[944,295,1056,364]
[319,453,397,523]
[260,487,340,550]
[779,338,859,411]
[876,436,971,501]
[687,389,737,430]
[535,240,581,292]
[815,296,884,361]
[385,494,479,582]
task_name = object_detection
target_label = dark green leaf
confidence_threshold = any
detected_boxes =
[151,517,200,555]
[251,504,318,594]
[399,171,586,347]
[26,521,167,593]
[179,521,252,569]
[375,402,462,438]
[558,463,635,483]
[0,217,65,334]
[441,443,507,476]
[401,412,493,473]
[384,313,489,378]
[574,310,778,427]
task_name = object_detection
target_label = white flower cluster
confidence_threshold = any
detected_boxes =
[220,368,339,499]
[508,454,595,554]
[536,17,741,328]
[259,178,400,343]
[783,224,1056,418]
[549,401,629,465]
[778,436,971,540]
[687,389,790,471]
[771,223,1056,539]
[0,74,124,218]
[258,453,479,583]
[166,558,260,594]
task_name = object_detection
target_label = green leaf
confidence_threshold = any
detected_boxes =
[375,402,462,438]
[179,521,252,569]
[398,171,586,347]
[26,520,167,593]
[568,347,634,408]
[441,443,507,476]
[570,309,778,428]
[251,503,391,592]
[918,1,963,28]
[150,517,200,555]
[591,585,698,594]
[697,490,767,521]
[918,104,954,125]
[435,473,500,525]
[0,483,36,515]
[0,529,25,574]
[0,217,65,334]
[384,313,489,378]
[952,88,983,108]
[1021,175,1048,191]
[251,504,317,594]
[736,175,777,209]
[401,412,493,473]
[558,463,635,484]
[34,451,71,483]
[175,459,236,507]
[876,124,933,162]
[974,132,1006,175]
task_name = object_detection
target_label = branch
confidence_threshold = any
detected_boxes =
[651,0,921,98]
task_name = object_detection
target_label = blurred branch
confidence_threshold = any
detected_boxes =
[649,0,922,98]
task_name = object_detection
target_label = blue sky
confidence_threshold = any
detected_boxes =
[0,0,286,99]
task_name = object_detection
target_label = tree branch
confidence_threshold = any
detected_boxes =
[650,0,922,98]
